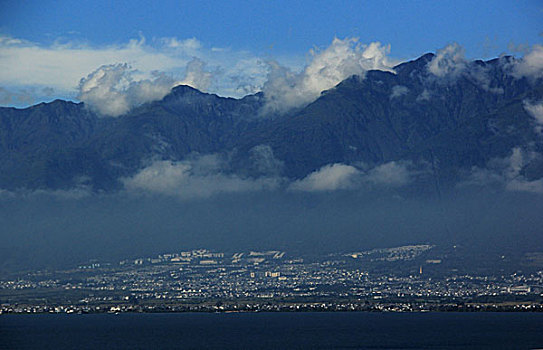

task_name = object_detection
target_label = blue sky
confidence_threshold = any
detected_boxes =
[0,0,542,106]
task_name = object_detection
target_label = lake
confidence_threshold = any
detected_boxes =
[1,312,543,349]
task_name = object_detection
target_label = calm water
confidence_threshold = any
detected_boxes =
[1,312,543,349]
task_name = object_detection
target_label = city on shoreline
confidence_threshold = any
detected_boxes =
[2,245,543,314]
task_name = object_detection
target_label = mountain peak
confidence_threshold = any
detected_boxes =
[158,84,216,106]
[393,53,435,75]
[170,84,203,96]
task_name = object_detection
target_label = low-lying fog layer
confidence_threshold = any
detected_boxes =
[1,187,541,272]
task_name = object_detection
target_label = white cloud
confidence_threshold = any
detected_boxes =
[160,37,202,52]
[289,161,415,192]
[426,43,504,93]
[289,163,360,191]
[0,34,402,111]
[77,57,218,116]
[178,58,214,92]
[73,38,400,116]
[511,44,543,79]
[523,100,543,133]
[390,85,409,99]
[0,35,183,97]
[0,34,269,106]
[0,36,25,46]
[123,156,280,198]
[427,43,467,78]
[461,148,543,194]
[365,161,412,186]
[77,64,178,117]
[262,38,396,113]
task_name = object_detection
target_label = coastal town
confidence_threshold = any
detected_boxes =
[2,245,542,314]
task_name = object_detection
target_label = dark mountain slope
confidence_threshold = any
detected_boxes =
[82,86,266,186]
[0,100,101,189]
[0,54,541,191]
[235,55,542,179]
[0,86,266,190]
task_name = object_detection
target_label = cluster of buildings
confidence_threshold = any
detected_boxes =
[1,247,542,314]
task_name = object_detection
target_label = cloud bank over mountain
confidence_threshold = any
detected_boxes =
[460,147,543,194]
[289,163,359,191]
[2,43,543,196]
[288,161,418,192]
[511,44,543,79]
[0,34,264,107]
[0,35,183,98]
[77,64,178,117]
[262,39,396,113]
[2,33,543,117]
[122,154,281,199]
[0,34,396,114]
[77,58,216,117]
[427,42,467,78]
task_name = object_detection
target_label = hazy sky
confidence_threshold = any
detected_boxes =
[0,0,542,105]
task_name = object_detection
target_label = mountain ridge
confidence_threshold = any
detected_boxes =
[1,53,542,193]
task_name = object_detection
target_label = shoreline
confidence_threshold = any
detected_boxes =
[3,300,543,315]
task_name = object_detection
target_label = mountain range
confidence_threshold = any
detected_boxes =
[1,53,542,194]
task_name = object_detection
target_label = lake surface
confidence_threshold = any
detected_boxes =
[1,312,543,349]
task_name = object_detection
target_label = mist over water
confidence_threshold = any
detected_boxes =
[1,187,542,272]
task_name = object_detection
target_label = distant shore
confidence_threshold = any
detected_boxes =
[3,299,543,315]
